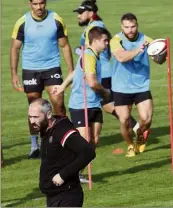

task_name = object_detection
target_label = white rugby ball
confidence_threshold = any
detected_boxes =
[147,39,167,56]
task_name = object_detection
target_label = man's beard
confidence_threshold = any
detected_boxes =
[123,32,138,41]
[78,19,90,26]
[40,120,48,133]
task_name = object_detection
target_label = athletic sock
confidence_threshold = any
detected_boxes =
[129,116,137,128]
[30,135,39,151]
[111,110,119,119]
[133,122,140,134]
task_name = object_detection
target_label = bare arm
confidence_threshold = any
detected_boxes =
[112,46,144,63]
[10,39,22,90]
[59,37,74,74]
[61,70,75,89]
[85,73,110,100]
[110,35,147,63]
[51,71,75,95]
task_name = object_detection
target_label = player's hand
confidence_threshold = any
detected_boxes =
[139,41,149,53]
[11,74,24,92]
[52,174,64,186]
[51,85,65,95]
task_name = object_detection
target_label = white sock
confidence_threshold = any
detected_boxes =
[30,135,39,151]
[133,122,140,134]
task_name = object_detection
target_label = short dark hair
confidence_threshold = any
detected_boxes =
[88,26,111,45]
[121,13,137,22]
[29,0,46,2]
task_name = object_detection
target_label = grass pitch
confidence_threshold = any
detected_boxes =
[1,0,173,207]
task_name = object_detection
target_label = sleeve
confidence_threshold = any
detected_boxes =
[84,52,97,74]
[54,13,67,39]
[84,25,95,46]
[110,35,123,53]
[11,16,25,42]
[53,117,78,146]
[59,132,96,181]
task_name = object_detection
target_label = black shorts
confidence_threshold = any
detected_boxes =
[22,67,63,93]
[101,77,113,105]
[46,184,83,207]
[69,108,103,128]
[101,77,111,89]
[113,91,152,106]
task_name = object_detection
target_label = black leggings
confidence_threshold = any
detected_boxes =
[46,184,84,207]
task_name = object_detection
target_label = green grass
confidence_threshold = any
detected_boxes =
[1,0,173,207]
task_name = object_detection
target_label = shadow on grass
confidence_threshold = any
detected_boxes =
[2,154,40,167]
[146,143,171,152]
[98,126,170,148]
[2,155,29,166]
[3,141,30,150]
[147,126,170,145]
[92,157,171,183]
[99,133,123,147]
[2,188,44,207]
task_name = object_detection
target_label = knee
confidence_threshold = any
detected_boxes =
[118,115,129,126]
[140,114,152,126]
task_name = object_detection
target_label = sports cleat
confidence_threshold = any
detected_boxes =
[79,173,89,184]
[135,143,146,153]
[135,129,150,153]
[125,145,136,157]
[28,149,40,159]
[136,133,146,153]
[143,129,151,142]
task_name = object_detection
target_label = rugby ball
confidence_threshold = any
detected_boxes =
[147,39,167,56]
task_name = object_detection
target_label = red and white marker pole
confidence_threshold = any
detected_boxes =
[81,45,92,190]
[166,37,173,172]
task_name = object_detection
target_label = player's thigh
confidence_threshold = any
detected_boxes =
[76,127,92,141]
[113,92,133,120]
[101,77,113,109]
[44,68,64,108]
[69,108,91,139]
[26,92,42,104]
[69,108,102,127]
[45,85,65,106]
[137,99,153,121]
[89,108,103,140]
[113,93,132,118]
[102,102,114,114]
[135,91,153,121]
[43,67,63,87]
[90,122,102,139]
[22,70,43,103]
[69,109,86,128]
[115,105,132,122]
